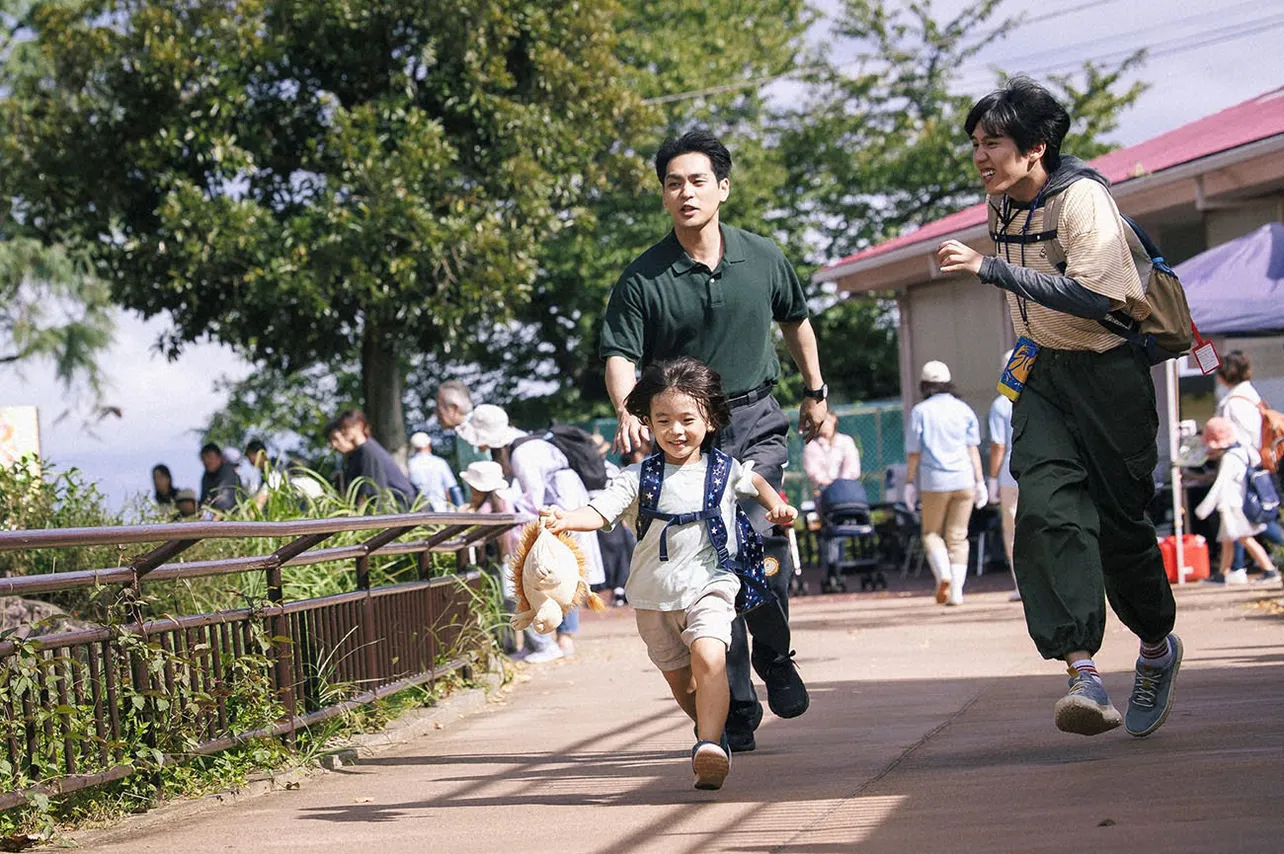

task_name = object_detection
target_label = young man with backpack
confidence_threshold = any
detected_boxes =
[936,77,1182,739]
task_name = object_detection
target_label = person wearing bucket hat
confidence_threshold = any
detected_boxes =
[987,350,1023,602]
[463,404,605,659]
[600,129,822,751]
[459,460,512,497]
[937,78,1181,739]
[904,360,985,607]
[454,404,526,451]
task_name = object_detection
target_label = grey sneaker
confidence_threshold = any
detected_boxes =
[1126,634,1183,738]
[1054,670,1122,736]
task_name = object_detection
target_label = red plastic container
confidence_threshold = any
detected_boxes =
[1159,534,1210,583]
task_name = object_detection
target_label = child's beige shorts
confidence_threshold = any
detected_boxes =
[634,579,738,672]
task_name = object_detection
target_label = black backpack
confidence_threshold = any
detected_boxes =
[510,424,609,491]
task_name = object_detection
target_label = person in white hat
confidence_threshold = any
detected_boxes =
[458,404,605,659]
[458,460,555,661]
[987,351,1023,602]
[903,360,985,607]
[407,431,459,511]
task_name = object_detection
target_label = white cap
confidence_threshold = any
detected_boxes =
[409,431,432,450]
[223,448,243,466]
[920,360,951,383]
[454,404,525,450]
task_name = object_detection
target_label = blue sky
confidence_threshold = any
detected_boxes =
[2,0,1281,510]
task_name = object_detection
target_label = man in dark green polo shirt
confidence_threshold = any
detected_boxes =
[601,129,829,753]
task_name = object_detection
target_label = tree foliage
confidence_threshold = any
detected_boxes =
[4,0,1152,450]
[0,1,115,406]
[0,0,649,453]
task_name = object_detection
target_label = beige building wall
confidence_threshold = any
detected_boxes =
[1204,197,1284,247]
[903,279,1013,428]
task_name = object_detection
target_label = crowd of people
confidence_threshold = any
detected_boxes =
[143,76,1281,794]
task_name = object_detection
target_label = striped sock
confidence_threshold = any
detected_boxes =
[1070,658,1101,683]
[1140,637,1172,668]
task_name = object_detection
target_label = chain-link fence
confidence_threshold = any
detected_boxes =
[577,399,906,507]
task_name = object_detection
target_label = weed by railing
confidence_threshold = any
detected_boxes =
[0,507,519,839]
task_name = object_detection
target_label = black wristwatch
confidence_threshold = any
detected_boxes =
[802,383,828,401]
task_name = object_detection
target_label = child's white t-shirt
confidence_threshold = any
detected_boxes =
[588,455,758,611]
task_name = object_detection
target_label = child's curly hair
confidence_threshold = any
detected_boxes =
[624,357,731,449]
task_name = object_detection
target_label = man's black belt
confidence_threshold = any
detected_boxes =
[726,380,776,410]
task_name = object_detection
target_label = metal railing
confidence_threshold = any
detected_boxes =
[0,511,519,810]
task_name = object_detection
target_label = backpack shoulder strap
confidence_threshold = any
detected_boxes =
[703,449,735,568]
[634,452,667,543]
[1042,191,1067,271]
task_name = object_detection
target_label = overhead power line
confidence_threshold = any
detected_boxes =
[641,0,1121,105]
[641,0,1274,107]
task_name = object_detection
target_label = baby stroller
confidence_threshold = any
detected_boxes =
[817,479,886,593]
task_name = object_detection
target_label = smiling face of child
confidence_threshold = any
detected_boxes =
[647,390,713,466]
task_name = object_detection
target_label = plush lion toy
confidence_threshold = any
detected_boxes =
[509,522,606,634]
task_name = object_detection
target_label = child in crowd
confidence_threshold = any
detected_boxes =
[541,357,797,791]
[1195,417,1277,583]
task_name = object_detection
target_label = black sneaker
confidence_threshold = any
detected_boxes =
[1201,572,1227,586]
[724,702,762,753]
[759,650,810,719]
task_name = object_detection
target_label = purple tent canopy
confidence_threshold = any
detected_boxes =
[1173,222,1284,336]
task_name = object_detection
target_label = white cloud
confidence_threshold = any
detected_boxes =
[0,310,252,511]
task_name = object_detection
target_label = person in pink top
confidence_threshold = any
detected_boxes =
[802,412,861,498]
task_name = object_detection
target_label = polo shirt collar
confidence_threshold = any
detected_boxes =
[665,224,747,276]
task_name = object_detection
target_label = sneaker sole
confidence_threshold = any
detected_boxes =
[1054,695,1123,736]
[693,749,729,790]
[1127,635,1184,738]
[935,581,950,604]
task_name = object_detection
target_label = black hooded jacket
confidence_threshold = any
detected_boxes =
[977,156,1117,319]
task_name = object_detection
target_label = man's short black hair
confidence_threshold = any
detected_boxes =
[244,439,267,457]
[200,442,222,457]
[655,129,732,184]
[964,76,1071,171]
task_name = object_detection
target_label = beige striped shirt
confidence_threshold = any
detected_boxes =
[992,179,1147,352]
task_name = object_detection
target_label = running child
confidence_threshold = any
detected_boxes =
[541,357,797,791]
[1195,417,1277,582]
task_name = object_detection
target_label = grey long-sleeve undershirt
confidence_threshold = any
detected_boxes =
[978,256,1112,320]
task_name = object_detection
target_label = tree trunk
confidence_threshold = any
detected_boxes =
[361,321,408,469]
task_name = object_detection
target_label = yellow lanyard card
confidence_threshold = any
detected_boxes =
[998,336,1039,402]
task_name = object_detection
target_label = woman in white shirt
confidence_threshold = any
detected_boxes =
[904,360,986,606]
[1214,351,1282,583]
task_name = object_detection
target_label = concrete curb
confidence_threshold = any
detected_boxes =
[59,660,508,849]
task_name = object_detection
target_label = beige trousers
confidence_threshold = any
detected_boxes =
[920,489,974,566]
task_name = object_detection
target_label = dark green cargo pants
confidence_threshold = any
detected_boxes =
[1009,344,1175,660]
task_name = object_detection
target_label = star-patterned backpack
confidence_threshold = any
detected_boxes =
[635,447,775,614]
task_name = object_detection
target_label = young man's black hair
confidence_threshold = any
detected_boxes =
[200,442,222,457]
[244,438,267,457]
[654,129,733,184]
[964,76,1071,171]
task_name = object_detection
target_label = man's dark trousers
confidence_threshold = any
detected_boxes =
[1009,345,1175,660]
[716,391,795,738]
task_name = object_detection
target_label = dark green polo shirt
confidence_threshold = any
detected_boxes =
[599,224,809,397]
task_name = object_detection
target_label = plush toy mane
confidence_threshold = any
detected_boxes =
[507,521,606,615]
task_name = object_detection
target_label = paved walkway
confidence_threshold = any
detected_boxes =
[81,575,1284,853]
